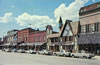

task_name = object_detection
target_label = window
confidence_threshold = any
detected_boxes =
[95,23,98,32]
[69,36,73,41]
[43,36,45,41]
[39,36,41,42]
[91,24,94,32]
[65,36,68,41]
[86,24,89,32]
[51,38,54,42]
[35,36,37,42]
[62,37,65,42]
[81,25,86,33]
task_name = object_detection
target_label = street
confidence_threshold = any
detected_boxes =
[0,51,100,65]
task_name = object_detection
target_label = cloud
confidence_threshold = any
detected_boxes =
[16,12,56,28]
[54,0,89,22]
[92,0,96,2]
[11,5,15,8]
[0,12,14,23]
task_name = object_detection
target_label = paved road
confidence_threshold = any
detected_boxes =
[0,51,100,65]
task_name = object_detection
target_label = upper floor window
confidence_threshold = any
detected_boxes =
[91,24,95,32]
[51,38,55,42]
[81,25,86,33]
[69,36,73,41]
[43,36,45,41]
[35,36,37,42]
[95,23,99,32]
[39,36,41,42]
[86,24,89,32]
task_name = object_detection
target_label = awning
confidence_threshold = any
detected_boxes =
[10,43,17,46]
[78,33,100,44]
[26,43,35,46]
[34,42,45,46]
[19,43,27,46]
[3,43,11,46]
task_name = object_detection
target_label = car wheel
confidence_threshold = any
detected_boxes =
[63,54,66,57]
[72,55,75,58]
[38,52,40,55]
[54,53,57,56]
[88,57,91,59]
[83,56,87,59]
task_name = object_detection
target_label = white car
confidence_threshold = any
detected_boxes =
[26,49,36,54]
[17,49,25,53]
[5,49,12,52]
[53,50,71,57]
[29,50,37,54]
[38,50,53,55]
[71,52,95,59]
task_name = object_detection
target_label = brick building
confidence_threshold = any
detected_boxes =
[78,2,100,55]
[17,28,35,43]
[28,30,47,51]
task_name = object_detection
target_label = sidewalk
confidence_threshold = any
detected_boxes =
[94,56,100,60]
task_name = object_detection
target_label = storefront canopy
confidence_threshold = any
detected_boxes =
[19,43,27,46]
[3,43,11,46]
[10,43,17,46]
[34,42,45,46]
[26,43,35,46]
[78,33,100,44]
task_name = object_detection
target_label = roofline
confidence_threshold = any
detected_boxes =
[80,2,100,10]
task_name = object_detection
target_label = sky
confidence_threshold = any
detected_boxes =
[0,0,100,38]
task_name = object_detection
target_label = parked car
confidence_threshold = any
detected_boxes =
[25,49,36,54]
[53,50,71,57]
[25,50,30,53]
[2,48,6,51]
[17,49,25,53]
[5,48,12,52]
[11,49,17,52]
[29,49,37,54]
[38,50,53,55]
[71,52,95,59]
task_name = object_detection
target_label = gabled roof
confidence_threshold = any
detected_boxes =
[47,20,79,38]
[60,20,73,36]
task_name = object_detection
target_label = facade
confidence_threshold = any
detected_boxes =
[17,28,35,43]
[47,17,79,52]
[0,38,3,49]
[78,2,100,55]
[7,29,18,43]
[28,30,47,51]
[2,30,18,49]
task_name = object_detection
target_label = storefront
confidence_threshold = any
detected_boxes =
[78,33,100,55]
